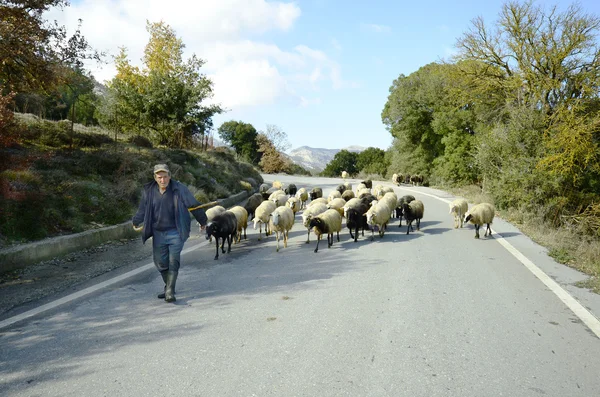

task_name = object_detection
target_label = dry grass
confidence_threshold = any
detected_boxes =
[446,184,600,294]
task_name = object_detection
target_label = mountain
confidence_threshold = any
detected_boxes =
[287,145,366,172]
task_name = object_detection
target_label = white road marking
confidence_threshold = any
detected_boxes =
[0,240,206,330]
[396,184,600,339]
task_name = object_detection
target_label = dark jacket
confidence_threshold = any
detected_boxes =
[132,180,208,244]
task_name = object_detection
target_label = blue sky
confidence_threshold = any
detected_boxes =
[54,0,600,151]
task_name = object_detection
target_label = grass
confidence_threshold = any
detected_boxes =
[445,184,600,294]
[0,114,264,247]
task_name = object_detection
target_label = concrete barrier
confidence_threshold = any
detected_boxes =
[0,189,255,273]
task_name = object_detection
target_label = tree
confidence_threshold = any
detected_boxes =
[0,1,100,94]
[262,124,291,152]
[217,120,260,164]
[257,133,287,173]
[321,150,359,177]
[99,21,222,147]
[357,147,388,176]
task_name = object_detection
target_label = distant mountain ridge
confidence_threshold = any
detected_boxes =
[287,145,366,172]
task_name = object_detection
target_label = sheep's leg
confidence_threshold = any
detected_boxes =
[276,231,280,252]
[258,223,262,241]
[336,231,340,242]
[485,223,492,237]
[214,238,219,260]
[406,220,412,235]
[221,236,226,253]
[370,227,375,241]
[349,226,355,240]
[306,228,311,243]
[243,227,247,240]
[416,219,420,231]
[314,234,321,253]
[328,233,333,248]
[227,234,233,252]
[474,225,480,239]
[283,230,288,248]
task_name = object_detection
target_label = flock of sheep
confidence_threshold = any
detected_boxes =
[203,177,496,260]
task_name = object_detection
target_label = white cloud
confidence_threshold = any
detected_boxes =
[44,0,354,109]
[360,23,392,33]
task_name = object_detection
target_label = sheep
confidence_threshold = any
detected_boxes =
[449,198,469,229]
[228,205,248,243]
[309,187,323,201]
[271,192,288,207]
[205,211,238,260]
[341,170,349,179]
[268,205,295,252]
[205,205,226,243]
[335,184,347,195]
[403,200,424,235]
[410,174,424,186]
[272,180,283,189]
[286,196,301,215]
[264,186,281,200]
[253,200,277,240]
[357,187,371,198]
[404,174,411,184]
[392,173,402,186]
[373,185,394,199]
[464,203,495,239]
[366,199,393,240]
[328,190,342,202]
[327,197,347,217]
[343,181,352,191]
[309,209,343,253]
[346,200,369,242]
[243,193,264,222]
[284,183,297,196]
[301,202,328,243]
[295,188,309,209]
[362,179,373,189]
[355,182,367,193]
[259,183,270,199]
[396,194,415,226]
[268,189,286,200]
[358,193,377,207]
[341,189,355,201]
[308,197,328,207]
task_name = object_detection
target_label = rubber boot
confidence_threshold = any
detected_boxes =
[164,271,178,303]
[157,270,168,299]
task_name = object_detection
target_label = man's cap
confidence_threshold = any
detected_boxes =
[153,164,170,174]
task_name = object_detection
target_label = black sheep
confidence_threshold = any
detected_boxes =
[346,202,369,242]
[284,183,297,196]
[396,194,415,226]
[361,179,372,189]
[205,211,238,260]
[309,187,323,201]
[244,193,264,221]
[402,200,424,235]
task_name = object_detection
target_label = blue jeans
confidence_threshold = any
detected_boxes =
[152,229,184,273]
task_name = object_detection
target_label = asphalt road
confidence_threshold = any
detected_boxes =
[1,175,600,396]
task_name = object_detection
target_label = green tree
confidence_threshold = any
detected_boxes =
[99,22,221,147]
[217,120,260,164]
[357,147,388,177]
[321,150,359,177]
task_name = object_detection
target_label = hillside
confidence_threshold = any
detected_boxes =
[0,114,264,247]
[287,145,365,172]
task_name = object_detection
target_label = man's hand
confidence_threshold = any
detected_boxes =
[133,224,143,232]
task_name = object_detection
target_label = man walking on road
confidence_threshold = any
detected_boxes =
[132,164,208,303]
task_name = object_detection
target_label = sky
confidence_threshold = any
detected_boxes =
[48,0,600,152]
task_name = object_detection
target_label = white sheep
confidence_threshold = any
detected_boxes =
[301,202,328,243]
[228,205,248,243]
[252,200,276,240]
[271,192,288,207]
[327,197,347,217]
[268,189,286,201]
[286,196,301,215]
[341,170,349,179]
[449,198,469,229]
[464,203,496,239]
[341,189,355,201]
[269,205,295,252]
[295,187,309,209]
[308,197,328,207]
[205,205,226,242]
[366,199,393,240]
[327,190,342,202]
[309,208,343,253]
[379,192,398,218]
